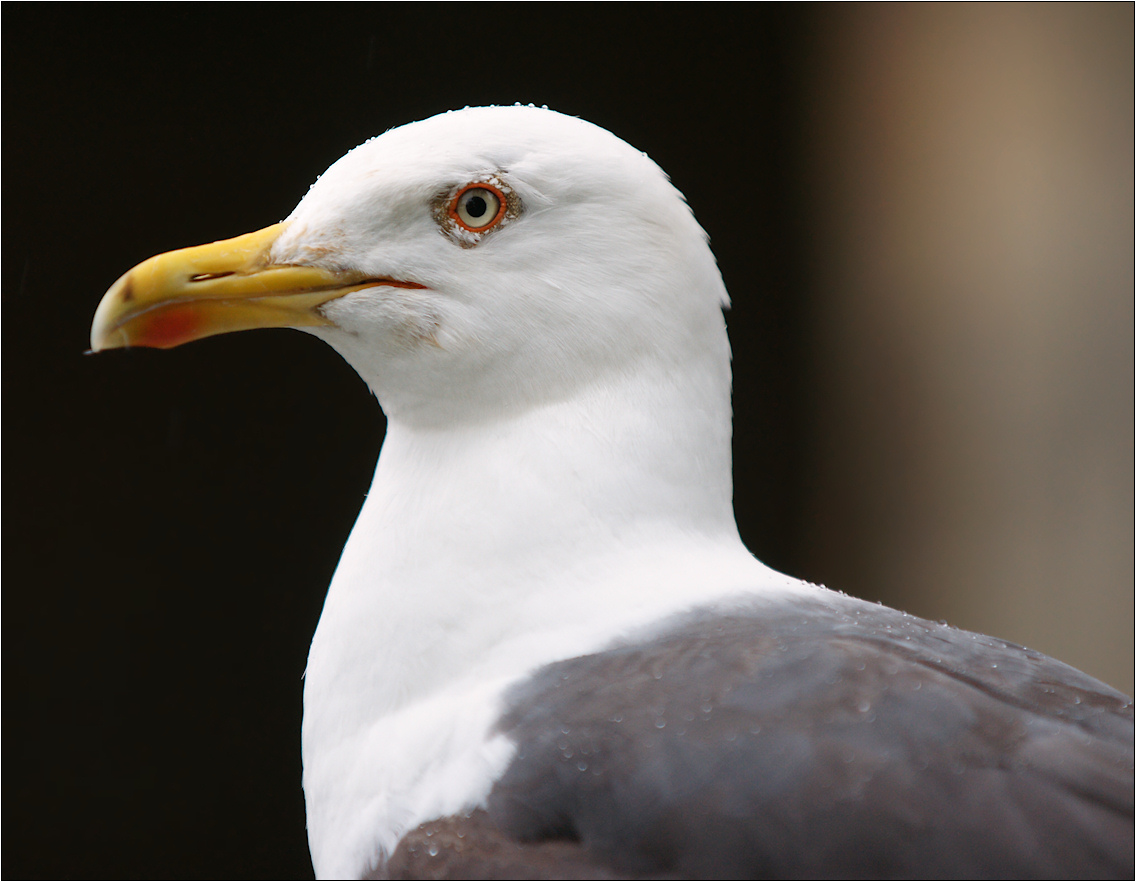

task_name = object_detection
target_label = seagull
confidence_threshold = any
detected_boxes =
[91,106,1133,879]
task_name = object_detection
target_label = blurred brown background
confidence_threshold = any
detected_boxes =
[4,4,1132,878]
[798,5,1133,695]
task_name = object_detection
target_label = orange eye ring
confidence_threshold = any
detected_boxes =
[448,182,507,233]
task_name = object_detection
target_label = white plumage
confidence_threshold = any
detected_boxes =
[283,107,811,875]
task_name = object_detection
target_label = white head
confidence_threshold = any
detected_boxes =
[271,106,731,427]
[92,106,737,522]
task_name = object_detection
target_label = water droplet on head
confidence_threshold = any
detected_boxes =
[427,844,439,857]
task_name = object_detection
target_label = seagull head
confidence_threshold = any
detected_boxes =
[91,106,731,427]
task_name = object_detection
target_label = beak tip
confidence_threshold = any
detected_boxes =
[90,300,118,353]
[90,300,138,354]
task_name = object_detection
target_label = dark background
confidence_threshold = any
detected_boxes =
[5,6,1132,879]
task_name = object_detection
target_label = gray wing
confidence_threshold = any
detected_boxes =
[385,594,1133,879]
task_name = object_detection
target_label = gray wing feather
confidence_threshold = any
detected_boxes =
[488,594,1134,878]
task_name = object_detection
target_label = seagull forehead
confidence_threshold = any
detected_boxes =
[278,107,687,257]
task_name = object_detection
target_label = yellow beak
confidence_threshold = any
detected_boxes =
[90,222,423,351]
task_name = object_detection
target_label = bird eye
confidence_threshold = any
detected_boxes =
[450,184,505,232]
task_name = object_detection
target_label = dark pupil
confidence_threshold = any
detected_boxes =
[465,194,488,218]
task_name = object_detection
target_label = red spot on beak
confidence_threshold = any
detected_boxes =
[135,306,202,349]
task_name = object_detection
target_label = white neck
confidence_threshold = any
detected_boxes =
[299,356,807,877]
